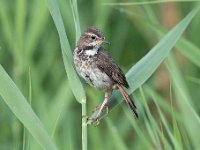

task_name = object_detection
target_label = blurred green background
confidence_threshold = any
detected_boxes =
[0,0,200,150]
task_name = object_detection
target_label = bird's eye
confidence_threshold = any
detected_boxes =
[91,36,96,40]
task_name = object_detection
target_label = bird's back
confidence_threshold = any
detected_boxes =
[96,47,129,88]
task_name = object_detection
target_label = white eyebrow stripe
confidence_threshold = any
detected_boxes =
[85,33,99,38]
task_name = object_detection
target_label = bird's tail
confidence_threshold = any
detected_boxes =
[117,84,138,118]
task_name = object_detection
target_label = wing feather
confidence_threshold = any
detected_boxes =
[96,48,129,88]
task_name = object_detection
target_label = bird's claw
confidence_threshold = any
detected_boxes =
[86,116,100,126]
[82,115,89,119]
[88,103,109,126]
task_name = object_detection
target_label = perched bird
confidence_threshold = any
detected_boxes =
[73,27,138,121]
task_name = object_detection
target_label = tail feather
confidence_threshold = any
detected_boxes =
[117,84,138,118]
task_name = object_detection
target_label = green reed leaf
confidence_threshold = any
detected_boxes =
[0,65,57,150]
[46,0,86,103]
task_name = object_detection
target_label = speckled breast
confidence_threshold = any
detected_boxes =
[73,49,113,91]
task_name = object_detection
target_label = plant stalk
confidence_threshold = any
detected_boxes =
[81,99,87,150]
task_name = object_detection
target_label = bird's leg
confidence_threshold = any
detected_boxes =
[93,91,111,121]
[104,104,109,114]
[92,103,109,114]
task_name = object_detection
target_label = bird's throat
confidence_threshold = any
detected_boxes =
[84,46,99,56]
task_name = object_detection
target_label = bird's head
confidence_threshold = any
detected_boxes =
[77,27,109,49]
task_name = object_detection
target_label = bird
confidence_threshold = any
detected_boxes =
[73,27,138,121]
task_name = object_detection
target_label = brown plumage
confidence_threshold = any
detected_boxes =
[96,48,138,118]
[73,27,138,121]
[96,47,129,88]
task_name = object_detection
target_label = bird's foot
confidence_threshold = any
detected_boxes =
[86,116,100,126]
[82,115,89,119]
[82,115,100,126]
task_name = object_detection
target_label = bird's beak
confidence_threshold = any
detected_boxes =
[103,39,110,44]
[98,39,110,45]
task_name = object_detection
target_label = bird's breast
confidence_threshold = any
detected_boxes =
[74,51,113,90]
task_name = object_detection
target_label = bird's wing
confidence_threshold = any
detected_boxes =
[96,47,129,88]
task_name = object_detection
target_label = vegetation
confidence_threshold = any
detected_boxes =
[0,0,200,150]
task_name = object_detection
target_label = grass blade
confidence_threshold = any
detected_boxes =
[0,65,57,150]
[166,54,200,148]
[176,37,200,68]
[45,0,86,103]
[0,1,13,51]
[150,23,200,68]
[106,119,128,150]
[70,0,88,149]
[70,0,81,41]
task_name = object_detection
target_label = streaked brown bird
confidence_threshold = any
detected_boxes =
[73,27,138,121]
